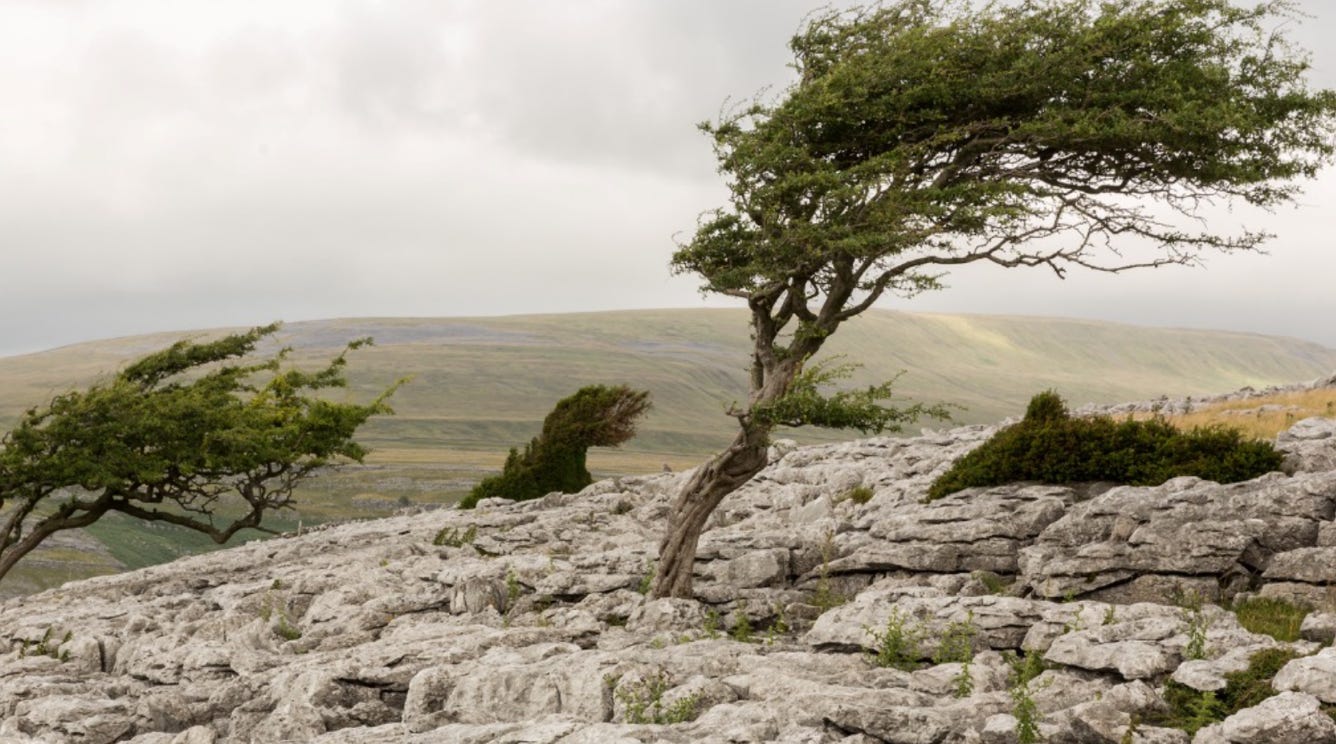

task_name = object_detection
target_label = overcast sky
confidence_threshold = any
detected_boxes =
[3,0,1335,357]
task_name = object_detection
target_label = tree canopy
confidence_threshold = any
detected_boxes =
[459,385,651,508]
[0,324,397,583]
[654,0,1336,598]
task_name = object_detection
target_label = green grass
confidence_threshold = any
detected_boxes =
[1233,596,1310,642]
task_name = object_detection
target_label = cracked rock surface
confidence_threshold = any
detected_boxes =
[2,387,1335,743]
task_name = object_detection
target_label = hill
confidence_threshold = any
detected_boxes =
[1,308,1334,595]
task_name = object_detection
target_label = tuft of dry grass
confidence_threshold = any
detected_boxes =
[1155,389,1336,440]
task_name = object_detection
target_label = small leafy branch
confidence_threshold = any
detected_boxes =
[933,611,978,698]
[867,607,920,671]
[614,670,701,725]
[16,627,72,662]
[433,524,478,548]
[1006,651,1050,744]
[812,529,848,612]
[1174,589,1212,661]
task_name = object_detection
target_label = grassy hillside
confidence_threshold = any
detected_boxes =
[2,308,1334,597]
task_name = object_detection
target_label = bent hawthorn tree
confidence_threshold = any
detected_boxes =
[0,323,398,583]
[653,0,1336,598]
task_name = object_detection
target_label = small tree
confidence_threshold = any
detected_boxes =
[0,323,397,584]
[654,0,1336,598]
[459,385,651,508]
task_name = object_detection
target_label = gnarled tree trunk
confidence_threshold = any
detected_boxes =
[652,424,770,599]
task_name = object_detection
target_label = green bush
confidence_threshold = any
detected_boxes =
[926,391,1283,501]
[459,385,650,508]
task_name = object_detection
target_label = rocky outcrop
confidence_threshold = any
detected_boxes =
[1,388,1335,742]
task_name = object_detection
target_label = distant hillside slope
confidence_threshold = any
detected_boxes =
[3,309,1334,465]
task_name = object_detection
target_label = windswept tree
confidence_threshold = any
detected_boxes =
[460,385,652,508]
[654,0,1336,598]
[0,324,398,583]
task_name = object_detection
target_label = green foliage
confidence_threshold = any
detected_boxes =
[433,524,478,548]
[1158,647,1304,734]
[459,385,650,508]
[274,615,303,641]
[19,627,72,661]
[703,609,723,639]
[752,360,951,435]
[838,485,875,506]
[615,671,701,725]
[935,611,978,699]
[0,324,396,583]
[928,392,1283,500]
[730,605,754,644]
[933,611,978,665]
[637,560,656,596]
[1006,652,1050,744]
[867,607,920,671]
[1233,596,1310,642]
[812,530,848,612]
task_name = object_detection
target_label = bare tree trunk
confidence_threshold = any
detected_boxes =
[652,425,770,598]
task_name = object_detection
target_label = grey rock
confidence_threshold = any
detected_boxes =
[1273,647,1336,703]
[1195,691,1336,744]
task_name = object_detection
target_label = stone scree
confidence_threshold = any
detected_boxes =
[2,391,1336,742]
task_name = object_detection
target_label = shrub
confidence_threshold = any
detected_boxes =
[459,385,650,508]
[927,391,1283,501]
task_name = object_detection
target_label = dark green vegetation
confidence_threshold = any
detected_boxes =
[653,0,1336,597]
[0,324,395,585]
[928,391,1284,500]
[460,385,651,509]
[1156,648,1305,735]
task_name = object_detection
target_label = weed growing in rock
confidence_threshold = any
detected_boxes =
[973,571,1010,596]
[505,568,522,610]
[637,561,656,595]
[615,671,700,725]
[812,530,848,613]
[934,611,978,698]
[18,628,71,662]
[1232,596,1310,642]
[1102,606,1117,626]
[764,605,790,646]
[1119,714,1140,744]
[433,524,478,548]
[730,603,754,644]
[867,607,920,671]
[703,609,723,639]
[275,615,302,641]
[927,391,1284,501]
[1155,647,1305,735]
[1175,592,1212,661]
[837,485,875,505]
[1005,651,1049,744]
